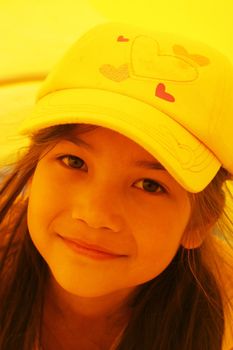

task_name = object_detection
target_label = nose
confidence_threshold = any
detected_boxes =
[75,217,111,231]
[71,181,123,232]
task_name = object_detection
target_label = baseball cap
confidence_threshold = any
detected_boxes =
[17,22,233,193]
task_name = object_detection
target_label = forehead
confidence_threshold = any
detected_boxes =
[58,125,172,173]
[70,125,157,159]
[39,125,190,197]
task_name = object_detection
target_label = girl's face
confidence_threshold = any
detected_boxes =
[27,126,192,298]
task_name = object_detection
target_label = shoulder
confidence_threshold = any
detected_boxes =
[208,236,233,349]
[33,338,42,350]
[216,238,233,350]
[222,304,233,350]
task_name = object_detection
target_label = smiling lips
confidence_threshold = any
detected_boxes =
[58,235,127,258]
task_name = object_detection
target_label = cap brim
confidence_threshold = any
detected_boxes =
[18,88,221,193]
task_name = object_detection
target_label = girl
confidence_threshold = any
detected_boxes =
[1,22,233,350]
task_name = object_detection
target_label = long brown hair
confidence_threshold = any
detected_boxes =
[0,123,233,350]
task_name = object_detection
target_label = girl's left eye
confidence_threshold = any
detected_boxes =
[57,154,167,195]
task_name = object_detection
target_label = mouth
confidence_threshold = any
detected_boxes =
[58,235,127,260]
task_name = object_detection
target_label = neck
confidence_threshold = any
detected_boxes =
[45,272,135,322]
[39,275,135,350]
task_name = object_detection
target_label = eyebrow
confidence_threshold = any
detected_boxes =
[63,135,167,171]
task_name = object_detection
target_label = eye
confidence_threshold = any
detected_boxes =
[57,154,86,170]
[57,154,167,195]
[134,178,167,195]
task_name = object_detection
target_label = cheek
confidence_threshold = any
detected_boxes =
[27,164,66,226]
[26,170,61,254]
[129,191,191,242]
[126,199,190,283]
[128,197,189,245]
[132,231,180,279]
[126,229,182,287]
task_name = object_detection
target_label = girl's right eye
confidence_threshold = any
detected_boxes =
[58,154,86,170]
